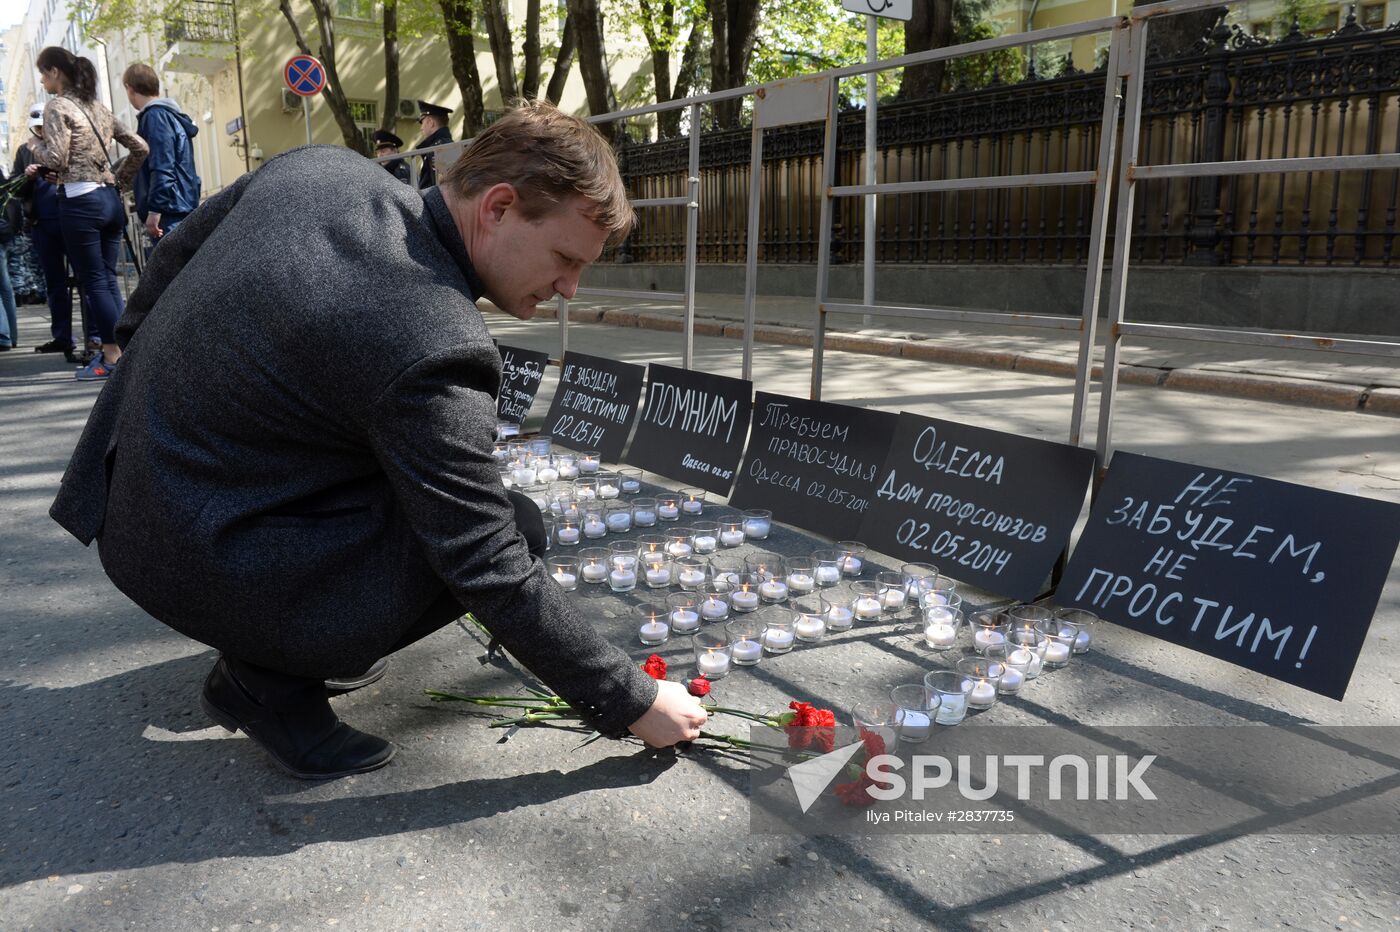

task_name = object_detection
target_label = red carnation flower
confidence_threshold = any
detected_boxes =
[834,773,887,808]
[687,677,711,697]
[642,655,667,680]
[785,700,837,753]
[859,728,887,759]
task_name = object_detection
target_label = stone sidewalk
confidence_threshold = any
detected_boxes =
[3,304,1398,930]
[524,292,1400,415]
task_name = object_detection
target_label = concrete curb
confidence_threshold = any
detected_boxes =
[529,306,1391,416]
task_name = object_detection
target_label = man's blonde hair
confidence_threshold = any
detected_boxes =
[443,99,634,244]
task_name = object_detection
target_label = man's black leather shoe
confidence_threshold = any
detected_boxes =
[202,656,396,779]
[325,657,388,694]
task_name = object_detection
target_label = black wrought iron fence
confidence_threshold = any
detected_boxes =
[607,13,1400,268]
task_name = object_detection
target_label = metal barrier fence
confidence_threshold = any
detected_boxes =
[385,1,1400,479]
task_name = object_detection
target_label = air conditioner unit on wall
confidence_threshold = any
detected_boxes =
[281,88,301,113]
[398,98,417,120]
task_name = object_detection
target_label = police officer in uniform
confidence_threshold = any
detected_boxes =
[371,129,411,184]
[411,100,453,189]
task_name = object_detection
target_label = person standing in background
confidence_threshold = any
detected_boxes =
[0,164,19,352]
[31,46,148,381]
[372,129,412,184]
[17,103,82,363]
[123,63,201,245]
[411,100,454,189]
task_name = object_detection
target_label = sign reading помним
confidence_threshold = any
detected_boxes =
[625,363,753,495]
[1060,452,1400,700]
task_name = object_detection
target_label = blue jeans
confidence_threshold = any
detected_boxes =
[0,241,16,348]
[59,186,125,346]
[30,220,74,348]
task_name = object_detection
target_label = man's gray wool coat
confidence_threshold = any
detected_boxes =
[50,145,658,737]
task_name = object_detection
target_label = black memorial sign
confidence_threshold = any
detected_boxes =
[1060,452,1400,700]
[625,363,754,495]
[541,352,645,461]
[495,344,550,425]
[857,413,1095,599]
[730,392,897,540]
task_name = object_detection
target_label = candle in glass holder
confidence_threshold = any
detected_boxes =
[609,568,636,591]
[578,454,600,474]
[682,498,704,515]
[711,570,741,591]
[633,506,656,527]
[763,628,794,652]
[815,565,840,585]
[720,528,746,547]
[556,527,580,545]
[536,465,560,483]
[645,565,672,587]
[699,597,730,621]
[1044,640,1071,665]
[583,516,606,539]
[924,619,958,649]
[693,534,717,554]
[606,512,631,532]
[670,608,700,633]
[731,639,762,664]
[697,652,730,677]
[758,579,788,602]
[658,502,680,521]
[825,606,854,631]
[967,680,996,708]
[678,567,707,589]
[880,588,906,611]
[556,460,579,480]
[998,656,1027,694]
[854,596,883,620]
[618,470,641,494]
[666,541,692,558]
[511,465,537,486]
[742,517,771,539]
[787,573,815,595]
[582,563,608,583]
[639,620,669,645]
[551,570,577,590]
[731,589,760,612]
[598,482,620,500]
[973,628,1006,653]
[794,615,825,641]
[895,708,931,742]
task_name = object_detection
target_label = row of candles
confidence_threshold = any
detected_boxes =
[863,604,1098,742]
[546,545,877,599]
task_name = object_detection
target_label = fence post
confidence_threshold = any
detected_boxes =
[1185,19,1232,265]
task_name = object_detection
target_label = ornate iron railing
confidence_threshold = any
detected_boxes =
[164,0,236,45]
[608,12,1400,268]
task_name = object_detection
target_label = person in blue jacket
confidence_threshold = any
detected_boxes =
[123,63,200,244]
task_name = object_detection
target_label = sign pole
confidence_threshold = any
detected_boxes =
[863,15,877,326]
[302,95,313,147]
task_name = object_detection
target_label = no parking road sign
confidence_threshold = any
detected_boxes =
[840,0,912,20]
[284,54,326,97]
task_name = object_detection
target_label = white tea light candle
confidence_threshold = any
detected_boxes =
[697,652,730,677]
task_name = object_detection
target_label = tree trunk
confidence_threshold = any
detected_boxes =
[901,0,955,99]
[566,0,617,116]
[521,0,542,99]
[482,0,519,104]
[381,0,400,131]
[279,0,367,154]
[658,19,704,138]
[545,12,577,104]
[440,0,487,137]
[706,0,761,127]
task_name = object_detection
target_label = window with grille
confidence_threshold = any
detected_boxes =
[348,100,378,149]
[336,0,375,19]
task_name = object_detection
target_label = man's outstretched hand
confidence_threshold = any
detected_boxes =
[628,679,708,748]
